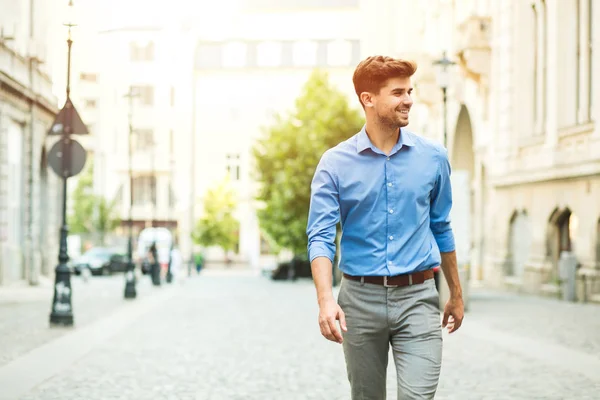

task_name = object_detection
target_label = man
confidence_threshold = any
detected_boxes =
[306,56,464,399]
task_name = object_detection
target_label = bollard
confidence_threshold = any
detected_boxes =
[558,251,578,302]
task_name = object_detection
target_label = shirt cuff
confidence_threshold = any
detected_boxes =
[434,231,456,253]
[308,242,335,263]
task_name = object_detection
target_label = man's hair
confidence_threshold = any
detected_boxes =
[352,56,417,106]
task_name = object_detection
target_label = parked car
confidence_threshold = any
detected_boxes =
[70,247,128,276]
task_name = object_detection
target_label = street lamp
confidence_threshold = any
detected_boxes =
[49,0,89,326]
[123,87,139,299]
[432,51,456,147]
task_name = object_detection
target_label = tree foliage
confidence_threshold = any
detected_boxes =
[69,162,120,245]
[192,177,240,254]
[252,70,364,257]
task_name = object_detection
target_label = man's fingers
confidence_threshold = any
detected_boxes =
[450,315,463,333]
[442,310,449,328]
[338,309,347,332]
[328,318,343,343]
[319,319,335,341]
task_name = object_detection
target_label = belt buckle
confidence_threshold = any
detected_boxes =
[383,276,398,288]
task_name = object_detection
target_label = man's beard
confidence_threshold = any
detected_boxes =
[376,109,408,129]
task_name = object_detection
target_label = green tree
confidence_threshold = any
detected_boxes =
[192,177,240,259]
[69,163,121,245]
[252,69,363,257]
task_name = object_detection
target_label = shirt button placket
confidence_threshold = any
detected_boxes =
[386,157,393,272]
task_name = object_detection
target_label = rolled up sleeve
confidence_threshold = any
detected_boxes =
[430,147,455,253]
[306,154,340,263]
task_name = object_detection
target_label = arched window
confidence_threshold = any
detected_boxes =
[556,208,573,253]
[508,210,532,277]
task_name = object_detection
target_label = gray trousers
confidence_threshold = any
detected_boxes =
[338,277,442,399]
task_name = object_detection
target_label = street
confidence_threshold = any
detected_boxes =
[1,271,599,399]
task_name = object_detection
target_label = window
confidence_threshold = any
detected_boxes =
[588,0,593,120]
[573,0,593,123]
[327,40,352,66]
[223,41,247,68]
[195,43,222,69]
[293,40,317,67]
[7,121,24,247]
[132,176,156,206]
[133,129,154,152]
[130,41,155,62]
[257,41,282,67]
[130,85,154,106]
[79,72,97,82]
[524,1,546,135]
[226,153,241,181]
[531,2,547,133]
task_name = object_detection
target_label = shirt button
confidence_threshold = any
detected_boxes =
[388,261,392,265]
[388,183,393,187]
[386,157,390,161]
[389,209,394,214]
[389,235,394,240]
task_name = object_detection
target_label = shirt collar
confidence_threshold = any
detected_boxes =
[356,125,415,154]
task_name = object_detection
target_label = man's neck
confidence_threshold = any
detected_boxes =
[365,120,400,155]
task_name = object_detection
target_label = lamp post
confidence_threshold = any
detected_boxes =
[49,0,89,326]
[433,51,456,147]
[123,87,139,299]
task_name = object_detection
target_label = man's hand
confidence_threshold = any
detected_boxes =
[318,298,347,344]
[442,295,464,333]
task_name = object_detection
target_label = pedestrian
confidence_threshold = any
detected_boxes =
[169,245,184,284]
[148,242,160,286]
[306,55,464,399]
[194,251,204,274]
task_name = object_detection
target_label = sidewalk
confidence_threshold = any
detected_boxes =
[0,276,55,305]
[0,273,159,368]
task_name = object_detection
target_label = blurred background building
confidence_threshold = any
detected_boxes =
[188,0,362,266]
[1,0,599,302]
[0,0,64,286]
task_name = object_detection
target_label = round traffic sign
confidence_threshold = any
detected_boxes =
[48,138,87,178]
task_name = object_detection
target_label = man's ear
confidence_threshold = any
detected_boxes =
[360,92,374,108]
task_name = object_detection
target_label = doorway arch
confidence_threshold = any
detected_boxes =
[508,210,532,278]
[449,105,475,267]
[547,207,576,279]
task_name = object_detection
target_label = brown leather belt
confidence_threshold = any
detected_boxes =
[343,269,434,287]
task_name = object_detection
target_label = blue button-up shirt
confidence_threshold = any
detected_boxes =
[306,126,455,276]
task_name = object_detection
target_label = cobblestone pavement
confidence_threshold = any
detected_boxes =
[10,271,600,399]
[0,273,157,367]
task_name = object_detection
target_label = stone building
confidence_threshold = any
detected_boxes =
[0,0,64,286]
[371,0,600,301]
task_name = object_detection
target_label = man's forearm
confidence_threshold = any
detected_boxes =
[311,256,334,306]
[440,250,463,299]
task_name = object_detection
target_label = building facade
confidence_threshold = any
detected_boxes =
[374,0,600,301]
[0,0,63,286]
[184,0,363,266]
[65,0,196,251]
[485,0,599,301]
